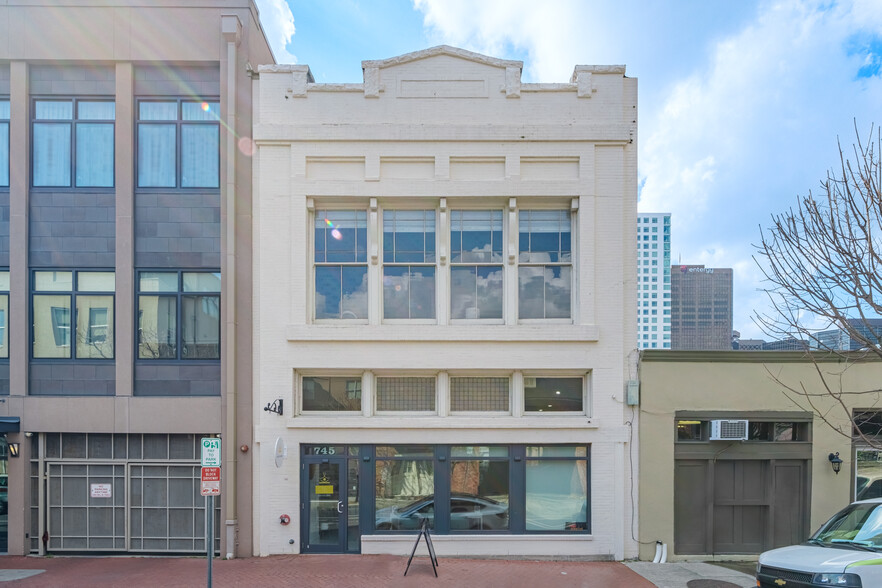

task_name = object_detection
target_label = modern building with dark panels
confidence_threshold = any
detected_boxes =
[670,265,733,351]
[0,0,272,556]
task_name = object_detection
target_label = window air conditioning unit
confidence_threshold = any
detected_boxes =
[709,420,749,441]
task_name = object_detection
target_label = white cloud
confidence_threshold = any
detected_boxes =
[413,0,584,81]
[255,0,298,64]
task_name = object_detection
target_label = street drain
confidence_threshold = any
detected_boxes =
[686,581,744,588]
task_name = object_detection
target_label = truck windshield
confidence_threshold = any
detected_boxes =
[813,503,882,550]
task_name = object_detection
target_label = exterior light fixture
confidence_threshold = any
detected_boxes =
[8,442,19,458]
[828,452,843,474]
[263,399,283,416]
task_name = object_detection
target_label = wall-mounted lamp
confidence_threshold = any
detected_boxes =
[828,452,843,474]
[8,442,19,458]
[263,399,283,416]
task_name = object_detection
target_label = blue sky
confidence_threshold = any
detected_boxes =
[255,0,882,339]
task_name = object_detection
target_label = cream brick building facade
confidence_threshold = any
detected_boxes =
[252,46,638,559]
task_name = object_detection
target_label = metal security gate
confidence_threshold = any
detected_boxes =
[39,433,219,554]
[47,463,127,550]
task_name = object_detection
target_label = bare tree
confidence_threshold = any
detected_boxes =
[754,124,882,448]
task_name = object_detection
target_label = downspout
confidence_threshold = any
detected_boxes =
[221,14,242,559]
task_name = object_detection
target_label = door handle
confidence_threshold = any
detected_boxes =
[337,501,344,514]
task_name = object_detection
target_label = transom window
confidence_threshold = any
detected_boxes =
[524,376,584,413]
[32,270,115,359]
[137,271,220,360]
[382,210,436,320]
[0,99,8,187]
[301,376,362,412]
[32,99,115,188]
[137,100,220,189]
[450,210,503,320]
[518,210,572,319]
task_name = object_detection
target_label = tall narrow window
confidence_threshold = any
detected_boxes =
[314,210,368,320]
[450,210,503,320]
[32,99,115,187]
[32,270,115,359]
[137,271,220,360]
[518,210,572,319]
[0,100,8,187]
[137,100,220,189]
[383,210,435,320]
[0,271,8,358]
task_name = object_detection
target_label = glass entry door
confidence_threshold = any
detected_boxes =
[302,459,347,553]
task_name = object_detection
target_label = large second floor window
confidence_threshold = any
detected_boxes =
[32,270,115,359]
[450,210,503,320]
[0,100,8,187]
[518,210,572,319]
[33,99,115,188]
[383,210,436,320]
[137,100,220,189]
[314,210,368,320]
[137,271,220,360]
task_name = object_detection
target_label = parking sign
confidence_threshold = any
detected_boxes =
[201,438,221,467]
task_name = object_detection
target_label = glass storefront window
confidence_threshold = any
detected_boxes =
[374,459,435,531]
[856,449,882,501]
[450,459,509,531]
[525,458,588,531]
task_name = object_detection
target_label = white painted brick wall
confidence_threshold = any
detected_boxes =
[253,48,638,559]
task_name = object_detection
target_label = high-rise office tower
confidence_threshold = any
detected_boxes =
[637,213,671,349]
[670,265,733,350]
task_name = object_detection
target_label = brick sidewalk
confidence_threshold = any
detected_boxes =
[0,555,656,588]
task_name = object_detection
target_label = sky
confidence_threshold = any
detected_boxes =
[254,0,882,339]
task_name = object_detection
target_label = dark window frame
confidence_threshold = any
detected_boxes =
[135,269,221,363]
[135,98,221,191]
[30,97,116,190]
[30,268,116,361]
[367,444,591,536]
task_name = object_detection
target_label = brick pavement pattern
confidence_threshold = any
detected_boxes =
[0,555,655,588]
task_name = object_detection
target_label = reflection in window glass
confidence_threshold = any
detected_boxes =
[450,210,503,320]
[137,271,219,360]
[450,460,509,531]
[181,295,219,359]
[0,271,8,358]
[375,459,434,530]
[314,210,368,320]
[856,450,882,501]
[526,459,587,531]
[383,210,436,320]
[518,210,572,319]
[302,376,362,411]
[524,377,583,412]
[33,271,114,359]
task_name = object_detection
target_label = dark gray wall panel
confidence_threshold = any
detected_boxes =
[29,192,115,267]
[134,65,220,97]
[134,363,220,396]
[29,363,115,396]
[135,192,220,268]
[0,363,9,395]
[0,64,9,95]
[30,64,115,96]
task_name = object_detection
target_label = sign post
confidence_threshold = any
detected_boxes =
[201,437,222,588]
